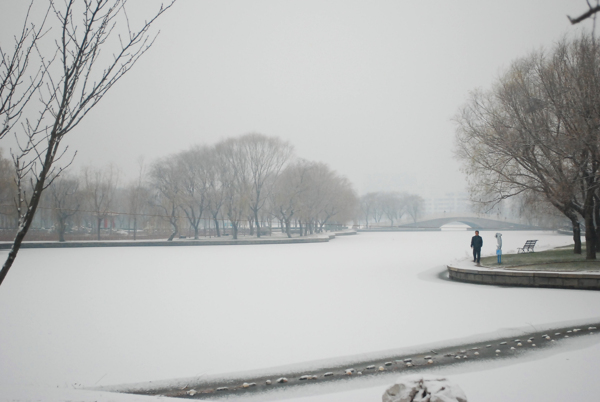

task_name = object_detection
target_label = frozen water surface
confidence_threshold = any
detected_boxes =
[1,230,600,401]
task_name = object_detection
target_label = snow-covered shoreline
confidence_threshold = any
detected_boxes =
[2,230,599,401]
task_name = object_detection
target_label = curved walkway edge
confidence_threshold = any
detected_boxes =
[447,260,600,290]
[0,231,357,250]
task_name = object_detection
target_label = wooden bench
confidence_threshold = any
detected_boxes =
[517,240,537,253]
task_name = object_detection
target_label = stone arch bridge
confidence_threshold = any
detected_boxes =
[399,217,543,231]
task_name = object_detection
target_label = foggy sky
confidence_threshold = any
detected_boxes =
[0,1,592,196]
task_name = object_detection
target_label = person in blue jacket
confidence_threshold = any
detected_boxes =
[471,230,483,264]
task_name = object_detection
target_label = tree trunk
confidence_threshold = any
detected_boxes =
[97,217,102,241]
[133,216,137,241]
[584,205,597,260]
[213,215,220,237]
[58,218,66,242]
[232,222,238,239]
[254,211,260,238]
[595,196,600,252]
[298,220,303,237]
[248,218,254,236]
[285,218,292,238]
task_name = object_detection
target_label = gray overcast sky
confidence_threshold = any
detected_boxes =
[0,1,592,196]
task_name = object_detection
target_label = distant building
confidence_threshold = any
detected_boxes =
[423,192,472,216]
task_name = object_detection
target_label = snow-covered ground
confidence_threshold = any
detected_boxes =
[1,230,599,401]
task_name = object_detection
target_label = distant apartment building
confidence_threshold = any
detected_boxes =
[423,192,472,217]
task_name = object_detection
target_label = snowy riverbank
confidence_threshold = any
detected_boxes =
[1,230,599,401]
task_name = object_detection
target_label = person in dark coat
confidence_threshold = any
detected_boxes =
[471,230,483,264]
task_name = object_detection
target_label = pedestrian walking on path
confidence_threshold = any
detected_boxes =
[471,230,483,265]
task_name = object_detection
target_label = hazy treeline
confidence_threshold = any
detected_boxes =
[455,33,600,259]
[0,133,359,241]
[359,191,424,227]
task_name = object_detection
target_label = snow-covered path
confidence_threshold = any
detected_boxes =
[1,230,599,401]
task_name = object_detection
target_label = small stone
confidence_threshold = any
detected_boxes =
[565,335,569,338]
[217,387,228,391]
[500,342,507,345]
[378,366,385,371]
[248,382,256,387]
[431,350,438,354]
[463,355,468,359]
[517,343,522,346]
[365,365,375,370]
[406,362,413,367]
[276,378,288,384]
[404,358,412,362]
[299,375,309,381]
[567,330,572,333]
[555,333,561,336]
[323,372,333,377]
[532,344,536,347]
[589,327,597,330]
[474,351,480,355]
[427,359,434,364]
[384,361,393,366]
[345,370,353,375]
[266,380,272,385]
[424,355,432,359]
[243,383,250,388]
[471,347,479,350]
[496,349,501,353]
[542,334,548,338]
[514,339,521,342]
[486,345,492,348]
[187,390,197,396]
[459,350,466,354]
[527,340,532,343]
[357,371,363,375]
[511,347,515,350]
[455,356,461,360]
[529,337,535,340]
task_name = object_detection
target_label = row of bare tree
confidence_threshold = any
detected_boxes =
[359,191,424,227]
[0,133,359,241]
[149,133,358,240]
[455,33,600,259]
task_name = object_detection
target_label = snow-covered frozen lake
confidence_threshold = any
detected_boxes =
[1,230,600,401]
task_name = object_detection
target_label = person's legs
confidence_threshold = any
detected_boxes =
[473,248,477,262]
[474,248,481,264]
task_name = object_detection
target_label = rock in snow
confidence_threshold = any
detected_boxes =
[382,375,468,402]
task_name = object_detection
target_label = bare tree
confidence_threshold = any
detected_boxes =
[239,133,293,238]
[216,138,250,240]
[48,174,81,242]
[83,165,119,240]
[0,2,48,140]
[150,155,181,241]
[405,194,424,223]
[125,157,148,241]
[178,146,209,239]
[270,159,312,238]
[455,33,600,258]
[0,149,17,229]
[0,0,175,287]
[359,192,378,228]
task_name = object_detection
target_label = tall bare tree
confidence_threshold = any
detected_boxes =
[48,174,81,242]
[83,165,119,240]
[0,0,175,287]
[455,33,600,259]
[239,133,293,238]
